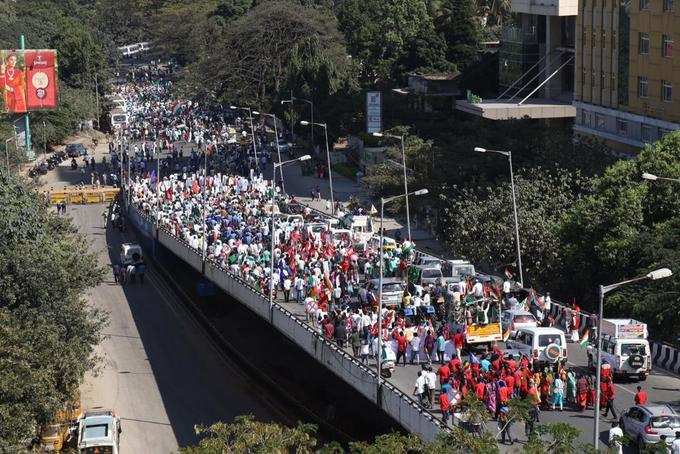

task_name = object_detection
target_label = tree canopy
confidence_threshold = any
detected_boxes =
[0,174,105,446]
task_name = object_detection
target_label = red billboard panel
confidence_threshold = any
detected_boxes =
[25,49,58,110]
[0,49,27,113]
[0,49,57,113]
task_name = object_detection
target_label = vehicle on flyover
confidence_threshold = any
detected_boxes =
[504,326,568,370]
[587,318,651,381]
[619,404,679,451]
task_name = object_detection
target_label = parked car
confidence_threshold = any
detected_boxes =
[619,405,680,450]
[66,143,88,157]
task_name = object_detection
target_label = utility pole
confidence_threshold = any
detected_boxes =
[94,73,100,130]
[20,35,34,161]
[42,120,46,157]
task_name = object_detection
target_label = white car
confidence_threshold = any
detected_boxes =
[505,327,567,368]
[501,310,538,335]
[587,335,651,381]
[620,405,680,449]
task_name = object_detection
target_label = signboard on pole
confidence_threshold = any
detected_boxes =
[366,91,382,134]
[0,49,57,113]
[25,49,58,110]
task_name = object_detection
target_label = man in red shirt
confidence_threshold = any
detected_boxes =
[504,372,516,398]
[440,391,451,425]
[449,355,461,373]
[475,380,486,400]
[498,380,511,406]
[601,378,617,419]
[395,331,407,366]
[438,363,451,385]
[453,330,465,359]
[634,386,648,405]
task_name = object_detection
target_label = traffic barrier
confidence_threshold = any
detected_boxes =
[46,188,120,205]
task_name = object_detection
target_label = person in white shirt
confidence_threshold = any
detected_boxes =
[470,279,484,298]
[294,276,305,303]
[283,277,292,302]
[425,367,437,407]
[410,333,421,364]
[608,422,624,454]
[672,431,680,454]
[502,279,511,295]
[414,372,427,406]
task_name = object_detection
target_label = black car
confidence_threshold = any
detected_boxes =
[66,143,88,157]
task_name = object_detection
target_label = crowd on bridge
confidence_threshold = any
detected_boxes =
[108,68,663,451]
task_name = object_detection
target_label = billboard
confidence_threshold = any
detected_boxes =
[366,91,382,134]
[0,49,57,113]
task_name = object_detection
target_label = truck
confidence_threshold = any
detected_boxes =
[587,318,651,381]
[77,409,122,454]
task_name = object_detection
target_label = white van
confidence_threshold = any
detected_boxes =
[349,215,374,243]
[77,410,121,454]
[368,277,405,308]
[505,326,567,368]
[110,109,129,129]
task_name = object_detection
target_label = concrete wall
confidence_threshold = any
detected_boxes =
[127,206,447,442]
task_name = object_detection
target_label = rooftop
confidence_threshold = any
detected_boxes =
[456,98,576,120]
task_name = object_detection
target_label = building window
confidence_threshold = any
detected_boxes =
[640,0,649,9]
[662,80,673,102]
[664,0,673,11]
[662,35,673,57]
[582,110,592,127]
[617,119,629,136]
[660,128,672,137]
[638,76,649,98]
[596,113,607,130]
[639,33,650,54]
[641,124,655,142]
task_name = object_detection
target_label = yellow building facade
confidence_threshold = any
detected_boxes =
[574,0,680,151]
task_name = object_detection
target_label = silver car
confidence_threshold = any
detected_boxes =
[620,405,680,449]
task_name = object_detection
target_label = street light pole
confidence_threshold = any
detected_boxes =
[376,188,429,405]
[254,111,284,192]
[300,121,335,214]
[373,133,411,241]
[642,172,680,184]
[270,155,311,321]
[4,137,12,175]
[475,147,524,287]
[507,151,523,287]
[592,268,673,449]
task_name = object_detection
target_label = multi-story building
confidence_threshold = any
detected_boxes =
[457,0,578,120]
[573,0,680,151]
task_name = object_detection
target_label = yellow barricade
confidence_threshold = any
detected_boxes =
[68,192,84,204]
[44,187,120,205]
[49,192,69,204]
[102,189,120,202]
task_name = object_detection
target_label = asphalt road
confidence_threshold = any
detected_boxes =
[73,204,283,453]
